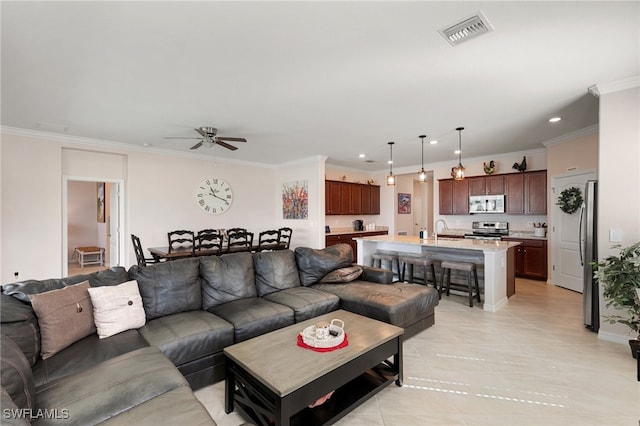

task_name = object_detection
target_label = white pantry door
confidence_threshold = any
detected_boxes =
[551,171,597,293]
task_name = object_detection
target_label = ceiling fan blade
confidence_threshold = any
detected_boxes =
[164,137,201,139]
[215,140,238,151]
[190,141,203,150]
[217,137,247,142]
[194,127,207,137]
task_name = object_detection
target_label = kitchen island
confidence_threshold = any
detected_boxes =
[354,235,520,312]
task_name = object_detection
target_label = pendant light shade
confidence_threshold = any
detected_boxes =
[418,135,427,183]
[387,142,395,186]
[451,127,465,180]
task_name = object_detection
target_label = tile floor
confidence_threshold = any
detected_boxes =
[195,279,640,425]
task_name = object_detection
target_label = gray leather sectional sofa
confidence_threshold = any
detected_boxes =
[0,244,439,425]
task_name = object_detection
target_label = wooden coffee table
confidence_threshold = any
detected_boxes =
[224,310,403,426]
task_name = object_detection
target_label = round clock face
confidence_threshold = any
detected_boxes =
[195,178,233,215]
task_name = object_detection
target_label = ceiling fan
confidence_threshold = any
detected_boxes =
[164,126,247,151]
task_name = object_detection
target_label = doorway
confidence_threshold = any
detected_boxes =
[63,178,124,277]
[551,170,597,292]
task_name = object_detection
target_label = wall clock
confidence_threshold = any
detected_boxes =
[195,178,233,214]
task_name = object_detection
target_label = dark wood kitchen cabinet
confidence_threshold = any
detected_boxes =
[325,181,342,215]
[468,175,505,196]
[525,171,547,215]
[505,171,546,215]
[439,178,469,215]
[325,181,380,215]
[326,230,388,262]
[360,184,380,215]
[504,238,547,280]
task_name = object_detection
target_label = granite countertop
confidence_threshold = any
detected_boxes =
[437,228,547,241]
[326,227,389,236]
[353,234,521,252]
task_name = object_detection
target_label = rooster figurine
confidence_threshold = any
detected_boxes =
[483,161,496,175]
[512,156,527,172]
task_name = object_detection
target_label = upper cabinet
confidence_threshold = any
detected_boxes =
[524,171,547,215]
[441,171,546,216]
[439,179,469,215]
[325,180,380,215]
[468,175,504,196]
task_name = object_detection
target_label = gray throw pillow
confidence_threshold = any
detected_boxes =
[254,250,301,296]
[200,252,257,310]
[295,244,353,286]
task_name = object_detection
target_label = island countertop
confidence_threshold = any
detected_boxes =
[353,234,520,252]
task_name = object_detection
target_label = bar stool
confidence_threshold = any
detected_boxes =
[439,261,481,307]
[370,252,400,282]
[398,256,438,288]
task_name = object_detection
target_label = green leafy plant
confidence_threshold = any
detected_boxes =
[593,241,640,337]
[556,186,583,214]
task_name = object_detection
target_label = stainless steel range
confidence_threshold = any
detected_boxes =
[464,221,509,240]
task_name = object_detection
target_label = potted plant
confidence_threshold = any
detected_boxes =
[593,241,640,358]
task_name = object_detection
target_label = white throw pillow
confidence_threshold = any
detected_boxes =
[87,280,146,339]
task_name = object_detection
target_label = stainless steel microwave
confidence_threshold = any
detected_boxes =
[469,194,505,213]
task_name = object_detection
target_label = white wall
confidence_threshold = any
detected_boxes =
[0,130,321,282]
[596,82,640,342]
[275,156,326,249]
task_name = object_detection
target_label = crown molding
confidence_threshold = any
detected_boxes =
[542,125,599,147]
[589,75,640,97]
[0,126,278,169]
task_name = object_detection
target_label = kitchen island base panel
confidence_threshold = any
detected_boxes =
[355,236,517,312]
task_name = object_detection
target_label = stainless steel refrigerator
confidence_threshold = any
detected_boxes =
[581,180,599,332]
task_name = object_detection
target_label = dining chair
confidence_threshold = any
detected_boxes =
[256,229,280,252]
[197,233,224,256]
[167,230,195,256]
[226,230,254,253]
[196,229,222,248]
[131,234,161,266]
[277,227,293,250]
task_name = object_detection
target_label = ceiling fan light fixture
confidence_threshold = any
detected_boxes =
[387,142,396,186]
[418,135,427,183]
[451,127,466,180]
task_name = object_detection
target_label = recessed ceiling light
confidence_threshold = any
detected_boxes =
[429,140,438,145]
[549,117,562,123]
[388,160,393,165]
[454,149,461,155]
[359,153,366,158]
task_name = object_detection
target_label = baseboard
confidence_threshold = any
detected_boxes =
[598,330,633,345]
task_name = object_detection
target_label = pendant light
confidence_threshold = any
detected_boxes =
[418,135,427,183]
[386,142,395,186]
[451,127,465,180]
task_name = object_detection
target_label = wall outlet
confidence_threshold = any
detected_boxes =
[14,272,19,279]
[609,228,623,243]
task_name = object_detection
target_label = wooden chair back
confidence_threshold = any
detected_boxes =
[226,230,254,253]
[131,234,158,266]
[278,227,293,250]
[256,229,280,252]
[168,230,195,255]
[197,233,224,255]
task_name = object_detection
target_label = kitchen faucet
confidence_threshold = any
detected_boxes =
[434,219,449,237]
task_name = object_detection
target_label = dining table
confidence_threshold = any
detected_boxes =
[147,246,222,261]
[148,244,259,261]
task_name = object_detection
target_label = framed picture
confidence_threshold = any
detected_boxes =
[282,180,308,219]
[97,182,105,223]
[398,193,411,214]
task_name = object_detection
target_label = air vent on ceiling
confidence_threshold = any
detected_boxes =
[439,11,493,46]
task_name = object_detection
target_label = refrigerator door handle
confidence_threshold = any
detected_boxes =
[579,204,585,266]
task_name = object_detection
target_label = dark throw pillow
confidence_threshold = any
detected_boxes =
[294,244,353,286]
[319,266,363,283]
